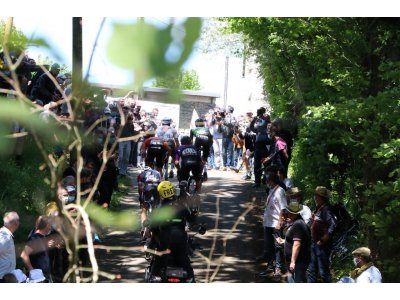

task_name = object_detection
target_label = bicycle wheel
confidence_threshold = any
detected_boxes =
[163,159,169,181]
[187,175,200,214]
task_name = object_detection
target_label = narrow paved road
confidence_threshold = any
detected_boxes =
[96,167,283,283]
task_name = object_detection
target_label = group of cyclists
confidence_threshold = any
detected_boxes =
[135,116,213,282]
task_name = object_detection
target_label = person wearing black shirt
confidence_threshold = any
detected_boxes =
[277,202,311,283]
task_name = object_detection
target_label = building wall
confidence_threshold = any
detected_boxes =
[100,86,217,129]
[179,99,215,129]
[143,91,216,129]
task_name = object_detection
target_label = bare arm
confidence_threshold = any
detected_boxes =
[20,245,34,271]
[290,240,301,272]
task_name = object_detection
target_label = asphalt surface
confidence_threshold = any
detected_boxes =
[96,167,284,283]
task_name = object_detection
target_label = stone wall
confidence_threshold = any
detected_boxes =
[179,99,216,129]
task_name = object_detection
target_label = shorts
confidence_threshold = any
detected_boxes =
[195,137,212,160]
[180,162,202,181]
[146,147,167,168]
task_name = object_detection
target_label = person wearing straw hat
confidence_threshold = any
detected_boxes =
[277,201,311,283]
[285,187,312,226]
[307,186,337,283]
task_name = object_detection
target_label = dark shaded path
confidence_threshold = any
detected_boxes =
[96,167,281,283]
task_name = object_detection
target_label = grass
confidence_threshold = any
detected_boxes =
[110,175,132,209]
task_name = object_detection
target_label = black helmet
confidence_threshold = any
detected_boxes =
[161,117,172,125]
[180,135,192,145]
[195,118,205,127]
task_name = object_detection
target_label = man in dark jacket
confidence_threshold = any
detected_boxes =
[307,186,337,283]
[30,63,62,105]
[220,105,237,170]
[250,107,271,188]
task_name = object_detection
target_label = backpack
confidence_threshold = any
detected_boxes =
[330,203,358,262]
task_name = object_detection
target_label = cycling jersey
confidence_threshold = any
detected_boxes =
[137,169,161,207]
[190,127,213,160]
[143,137,170,168]
[175,145,202,181]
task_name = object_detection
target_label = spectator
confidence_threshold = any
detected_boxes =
[231,124,244,171]
[285,187,312,226]
[30,63,62,105]
[240,112,255,180]
[220,105,237,170]
[0,212,20,281]
[208,107,224,170]
[257,173,287,277]
[250,107,270,188]
[20,216,53,282]
[118,109,136,176]
[307,186,337,283]
[278,201,311,283]
[272,118,294,171]
[262,125,289,174]
[277,166,294,190]
[350,247,382,283]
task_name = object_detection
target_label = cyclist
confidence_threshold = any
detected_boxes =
[190,118,213,180]
[146,181,196,282]
[141,129,171,178]
[174,136,203,193]
[137,166,162,237]
[156,117,179,178]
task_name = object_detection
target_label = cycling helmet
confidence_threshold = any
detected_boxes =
[161,117,172,125]
[157,181,176,199]
[180,135,192,145]
[195,118,205,127]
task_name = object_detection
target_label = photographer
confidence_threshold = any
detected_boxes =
[209,107,224,170]
[250,107,271,188]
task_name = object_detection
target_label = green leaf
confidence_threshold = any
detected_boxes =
[0,100,68,142]
[107,18,201,88]
[86,202,140,230]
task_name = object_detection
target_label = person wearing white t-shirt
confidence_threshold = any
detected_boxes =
[257,173,287,276]
[350,247,382,283]
[0,212,20,280]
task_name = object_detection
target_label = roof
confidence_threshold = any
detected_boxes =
[91,83,220,99]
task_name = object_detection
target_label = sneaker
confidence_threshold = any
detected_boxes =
[241,174,251,180]
[222,167,227,171]
[231,167,240,173]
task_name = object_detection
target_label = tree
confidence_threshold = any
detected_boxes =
[224,17,400,281]
[0,20,28,53]
[1,17,203,283]
[152,69,201,90]
[36,54,70,74]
